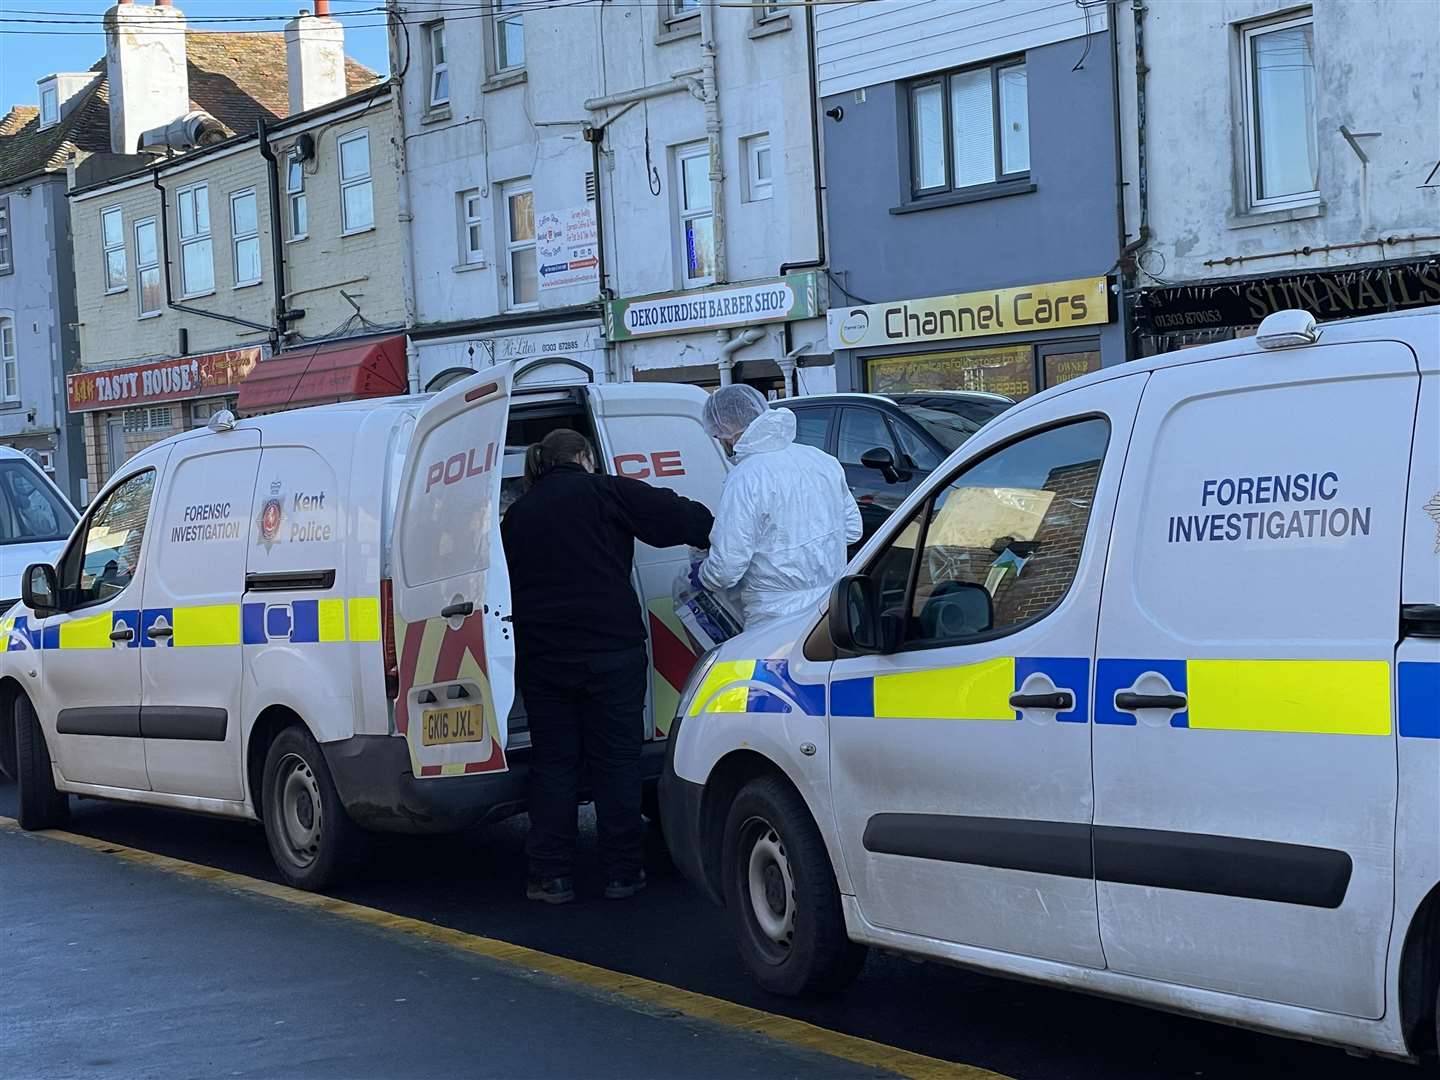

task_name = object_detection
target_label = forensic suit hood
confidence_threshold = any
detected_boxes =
[699,407,862,626]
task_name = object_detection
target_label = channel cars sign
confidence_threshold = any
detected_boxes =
[67,347,260,413]
[605,272,825,341]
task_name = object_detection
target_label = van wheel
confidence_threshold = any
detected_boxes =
[261,726,363,891]
[15,695,68,830]
[720,775,866,997]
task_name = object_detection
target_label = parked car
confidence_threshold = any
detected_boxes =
[780,391,1013,544]
[0,447,78,614]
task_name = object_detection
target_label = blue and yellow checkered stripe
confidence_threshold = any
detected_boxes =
[689,659,828,717]
[832,656,1090,723]
[1,599,380,651]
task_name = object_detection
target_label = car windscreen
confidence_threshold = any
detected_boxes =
[0,461,76,544]
[894,398,1011,452]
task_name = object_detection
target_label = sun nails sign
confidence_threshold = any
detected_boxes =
[605,271,825,342]
[828,277,1111,350]
[67,347,261,413]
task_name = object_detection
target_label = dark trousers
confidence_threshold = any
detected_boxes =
[517,645,648,880]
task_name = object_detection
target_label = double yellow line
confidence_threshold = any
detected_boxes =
[1,817,1009,1080]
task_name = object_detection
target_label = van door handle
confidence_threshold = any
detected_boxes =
[109,626,134,642]
[1009,691,1074,711]
[1115,692,1187,711]
[146,616,173,640]
[440,601,473,619]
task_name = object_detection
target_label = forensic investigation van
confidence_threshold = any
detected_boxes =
[661,307,1440,1063]
[1,364,727,889]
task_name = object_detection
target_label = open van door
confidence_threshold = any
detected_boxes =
[587,382,728,737]
[391,365,515,779]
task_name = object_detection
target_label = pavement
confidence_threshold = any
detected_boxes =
[0,780,1414,1079]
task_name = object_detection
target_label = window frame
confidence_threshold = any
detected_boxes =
[0,315,17,402]
[426,21,450,107]
[285,149,309,242]
[670,0,701,20]
[493,0,525,74]
[745,135,773,202]
[229,188,261,289]
[175,182,214,299]
[101,206,127,294]
[755,1,787,23]
[860,414,1112,653]
[502,182,537,310]
[337,129,375,236]
[134,217,161,319]
[459,188,485,267]
[676,141,715,288]
[906,56,1030,201]
[1238,10,1319,213]
[0,197,12,275]
[58,466,157,613]
[39,83,58,129]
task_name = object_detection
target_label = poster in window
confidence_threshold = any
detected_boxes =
[866,345,1035,399]
[1042,349,1100,389]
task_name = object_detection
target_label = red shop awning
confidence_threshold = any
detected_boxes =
[237,334,408,413]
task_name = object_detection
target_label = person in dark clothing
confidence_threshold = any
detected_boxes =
[501,428,713,904]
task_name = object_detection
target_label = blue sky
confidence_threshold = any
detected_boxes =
[0,0,392,112]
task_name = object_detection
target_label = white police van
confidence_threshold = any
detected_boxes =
[661,307,1440,1062]
[1,363,726,889]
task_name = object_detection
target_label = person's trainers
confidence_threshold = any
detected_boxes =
[604,869,647,900]
[526,875,576,905]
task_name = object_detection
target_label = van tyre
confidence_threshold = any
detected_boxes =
[721,774,866,996]
[15,695,68,830]
[261,725,364,891]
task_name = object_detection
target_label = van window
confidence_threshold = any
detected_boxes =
[869,419,1109,648]
[0,461,74,543]
[68,470,155,607]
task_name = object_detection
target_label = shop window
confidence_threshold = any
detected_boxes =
[1240,10,1318,211]
[676,142,715,287]
[867,345,1037,400]
[338,130,374,234]
[123,407,173,434]
[102,207,127,292]
[503,183,537,308]
[286,149,308,241]
[909,58,1028,199]
[1041,346,1101,389]
[176,183,213,297]
[135,218,161,318]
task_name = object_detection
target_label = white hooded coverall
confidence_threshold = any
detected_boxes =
[699,407,862,627]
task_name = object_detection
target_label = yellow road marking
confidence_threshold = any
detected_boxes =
[0,817,1007,1080]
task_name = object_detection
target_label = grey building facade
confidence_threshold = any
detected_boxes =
[815,3,1126,400]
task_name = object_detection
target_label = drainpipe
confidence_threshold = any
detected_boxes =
[151,169,278,344]
[1118,0,1150,274]
[387,2,422,393]
[778,0,826,279]
[699,1,727,283]
[1107,0,1130,362]
[257,118,303,347]
[716,326,763,386]
[583,76,703,113]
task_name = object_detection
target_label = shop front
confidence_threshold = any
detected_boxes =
[606,272,832,396]
[67,347,260,498]
[1134,256,1440,356]
[826,275,1119,400]
[414,321,607,393]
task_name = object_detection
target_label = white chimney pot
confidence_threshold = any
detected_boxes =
[105,1,190,155]
[285,10,346,115]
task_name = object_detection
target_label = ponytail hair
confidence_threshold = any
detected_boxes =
[523,428,594,490]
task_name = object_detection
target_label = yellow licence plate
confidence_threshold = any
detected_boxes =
[420,705,486,747]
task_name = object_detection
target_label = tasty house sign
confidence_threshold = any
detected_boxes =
[605,272,824,342]
[68,348,260,413]
[828,277,1110,349]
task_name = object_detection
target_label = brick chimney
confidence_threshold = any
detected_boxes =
[104,0,190,154]
[285,2,347,115]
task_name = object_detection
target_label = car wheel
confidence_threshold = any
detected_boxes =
[720,774,866,996]
[261,725,363,891]
[15,694,69,830]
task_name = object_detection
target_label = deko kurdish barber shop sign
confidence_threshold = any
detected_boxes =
[605,272,825,341]
[828,276,1111,350]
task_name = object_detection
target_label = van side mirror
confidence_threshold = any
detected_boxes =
[21,563,58,617]
[828,574,901,655]
[859,446,903,484]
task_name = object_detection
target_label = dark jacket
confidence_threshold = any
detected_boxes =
[500,463,714,657]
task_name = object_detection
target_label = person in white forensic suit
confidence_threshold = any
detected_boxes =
[698,385,862,627]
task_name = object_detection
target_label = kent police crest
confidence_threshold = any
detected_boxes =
[258,479,284,552]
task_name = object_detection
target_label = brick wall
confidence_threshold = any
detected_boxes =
[996,459,1102,624]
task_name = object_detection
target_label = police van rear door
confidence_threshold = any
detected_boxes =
[587,382,728,738]
[391,365,515,779]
